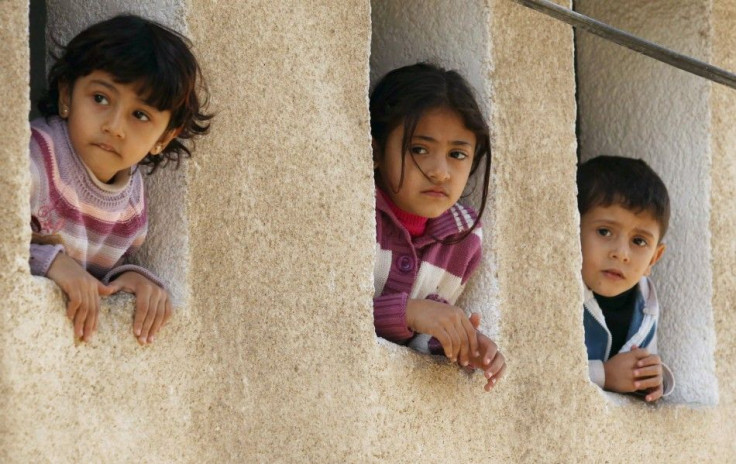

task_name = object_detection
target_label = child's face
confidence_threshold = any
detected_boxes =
[59,70,178,183]
[580,204,666,297]
[375,107,476,218]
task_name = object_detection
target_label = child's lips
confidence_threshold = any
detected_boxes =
[602,269,625,279]
[95,142,118,154]
[421,188,449,198]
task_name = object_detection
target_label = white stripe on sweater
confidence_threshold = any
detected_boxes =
[374,244,393,296]
[411,261,464,304]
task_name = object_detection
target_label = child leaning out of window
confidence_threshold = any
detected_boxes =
[29,15,212,344]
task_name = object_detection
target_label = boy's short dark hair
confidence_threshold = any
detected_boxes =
[577,155,670,239]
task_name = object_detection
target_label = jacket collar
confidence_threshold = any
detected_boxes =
[583,277,659,320]
[375,189,478,247]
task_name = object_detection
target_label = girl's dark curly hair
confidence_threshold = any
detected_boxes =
[370,62,492,242]
[38,14,212,174]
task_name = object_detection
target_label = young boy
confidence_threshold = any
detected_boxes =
[578,155,675,402]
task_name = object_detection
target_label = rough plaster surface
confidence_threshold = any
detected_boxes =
[2,0,736,462]
[0,3,32,459]
[576,0,718,405]
[710,0,736,455]
[185,1,377,462]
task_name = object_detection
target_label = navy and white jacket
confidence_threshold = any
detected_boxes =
[583,276,675,396]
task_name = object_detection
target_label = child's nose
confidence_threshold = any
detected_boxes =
[426,156,450,183]
[609,242,630,262]
[102,110,125,139]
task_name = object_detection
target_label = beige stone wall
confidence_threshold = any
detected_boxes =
[1,0,736,462]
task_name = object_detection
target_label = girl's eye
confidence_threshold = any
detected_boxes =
[633,237,648,247]
[596,228,612,237]
[410,146,428,155]
[133,110,150,122]
[449,150,468,160]
[93,94,109,105]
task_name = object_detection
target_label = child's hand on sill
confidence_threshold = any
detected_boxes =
[603,345,664,402]
[47,252,117,342]
[465,313,506,392]
[406,299,479,367]
[107,272,173,345]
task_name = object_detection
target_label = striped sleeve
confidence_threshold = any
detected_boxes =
[102,230,164,288]
[29,243,64,276]
[373,292,414,343]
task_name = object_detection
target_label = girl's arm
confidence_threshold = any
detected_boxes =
[101,229,165,288]
[373,293,415,343]
[102,260,165,288]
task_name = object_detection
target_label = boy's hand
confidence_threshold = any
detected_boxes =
[604,346,664,401]
[107,272,173,345]
[406,299,479,366]
[46,253,116,342]
[633,349,665,402]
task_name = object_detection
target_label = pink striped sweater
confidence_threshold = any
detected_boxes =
[373,189,483,353]
[28,116,162,286]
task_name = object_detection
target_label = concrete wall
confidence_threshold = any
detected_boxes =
[1,0,735,462]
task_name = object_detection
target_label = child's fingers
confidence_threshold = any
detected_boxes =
[455,323,473,367]
[484,350,506,377]
[468,312,481,330]
[484,363,506,392]
[645,385,664,402]
[633,374,662,391]
[630,347,651,358]
[132,286,151,338]
[83,298,97,342]
[147,297,167,343]
[460,316,479,361]
[73,298,89,339]
[442,328,460,362]
[98,281,119,296]
[66,290,81,321]
[439,327,462,363]
[633,364,662,379]
[91,298,99,335]
[74,285,96,338]
[162,299,173,327]
[636,354,661,368]
[139,294,159,344]
[476,334,498,367]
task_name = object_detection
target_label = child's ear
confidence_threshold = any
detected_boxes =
[151,128,181,155]
[371,139,381,170]
[644,242,666,276]
[57,81,71,119]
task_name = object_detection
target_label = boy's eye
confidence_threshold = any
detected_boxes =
[596,228,612,237]
[93,94,109,105]
[633,237,648,247]
[449,150,468,160]
[133,110,150,122]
